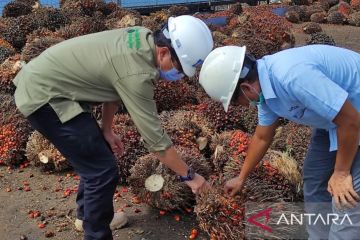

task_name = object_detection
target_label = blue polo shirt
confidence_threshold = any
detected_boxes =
[257,45,360,151]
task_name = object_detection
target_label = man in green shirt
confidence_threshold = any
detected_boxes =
[13,15,213,240]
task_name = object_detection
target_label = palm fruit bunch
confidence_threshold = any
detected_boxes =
[26,131,71,171]
[31,7,69,31]
[168,5,189,16]
[271,122,312,171]
[348,11,360,26]
[106,12,142,29]
[141,16,160,32]
[159,110,215,152]
[287,6,308,22]
[98,2,120,16]
[128,146,211,211]
[242,5,294,52]
[21,35,64,63]
[0,54,24,94]
[350,0,360,10]
[310,12,328,23]
[112,114,147,183]
[327,11,346,24]
[0,39,16,64]
[194,100,258,133]
[314,0,331,11]
[303,22,323,34]
[56,13,107,39]
[0,15,38,51]
[306,32,336,45]
[210,130,250,173]
[195,175,300,240]
[223,150,303,201]
[60,0,106,17]
[329,1,353,16]
[154,80,197,113]
[2,0,33,18]
[327,0,340,7]
[285,10,301,23]
[0,94,32,166]
[149,9,170,23]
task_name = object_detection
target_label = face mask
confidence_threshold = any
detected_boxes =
[159,60,184,82]
[240,85,264,106]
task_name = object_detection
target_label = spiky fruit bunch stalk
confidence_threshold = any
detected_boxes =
[223,150,302,201]
[210,130,250,173]
[195,178,299,240]
[159,110,215,152]
[2,1,33,18]
[306,32,336,45]
[56,13,106,39]
[26,131,71,171]
[154,80,197,113]
[271,122,312,170]
[112,114,147,183]
[194,100,258,133]
[129,146,212,211]
[0,54,24,94]
[21,36,64,63]
[0,94,32,166]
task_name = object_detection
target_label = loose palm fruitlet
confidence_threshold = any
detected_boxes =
[129,146,211,211]
[0,94,32,166]
[112,114,147,183]
[195,178,299,240]
[26,131,71,171]
[210,130,250,173]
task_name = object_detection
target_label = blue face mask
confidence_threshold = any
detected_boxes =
[159,67,185,81]
[159,60,184,82]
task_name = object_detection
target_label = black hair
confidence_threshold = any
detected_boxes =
[153,24,183,72]
[230,53,259,103]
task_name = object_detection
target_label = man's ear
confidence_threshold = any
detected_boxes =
[157,47,171,60]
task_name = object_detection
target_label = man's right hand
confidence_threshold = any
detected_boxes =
[224,177,244,197]
[185,173,211,194]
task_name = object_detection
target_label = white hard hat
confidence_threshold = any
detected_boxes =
[199,46,247,112]
[166,15,213,77]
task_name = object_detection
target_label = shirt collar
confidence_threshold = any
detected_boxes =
[257,59,277,100]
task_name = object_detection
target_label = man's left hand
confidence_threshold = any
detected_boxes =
[103,131,125,156]
[327,171,360,210]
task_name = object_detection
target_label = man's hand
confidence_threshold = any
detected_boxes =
[185,173,211,194]
[224,177,245,197]
[103,131,124,156]
[327,171,360,210]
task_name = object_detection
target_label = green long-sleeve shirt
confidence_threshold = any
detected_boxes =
[13,27,172,152]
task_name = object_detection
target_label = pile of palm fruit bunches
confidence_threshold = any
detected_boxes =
[4,0,356,238]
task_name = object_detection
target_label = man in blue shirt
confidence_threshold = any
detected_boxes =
[199,45,360,239]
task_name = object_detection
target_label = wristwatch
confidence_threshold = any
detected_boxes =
[179,167,195,182]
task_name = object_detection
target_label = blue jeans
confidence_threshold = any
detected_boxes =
[304,129,360,240]
[27,104,119,240]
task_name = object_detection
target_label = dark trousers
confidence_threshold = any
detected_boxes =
[27,104,119,240]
